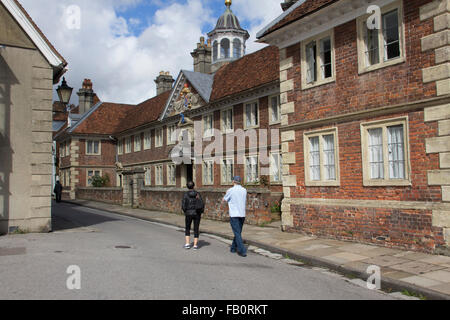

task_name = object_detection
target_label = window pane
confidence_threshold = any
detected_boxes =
[233,39,241,58]
[306,42,317,83]
[87,142,92,154]
[323,135,336,181]
[94,141,99,154]
[221,38,230,59]
[365,26,380,66]
[388,125,405,179]
[213,41,218,61]
[320,38,332,79]
[383,10,400,60]
[368,128,384,179]
[271,96,279,122]
[309,137,320,181]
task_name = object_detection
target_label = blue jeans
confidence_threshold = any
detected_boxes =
[230,217,246,255]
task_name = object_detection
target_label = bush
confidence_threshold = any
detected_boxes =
[91,174,110,188]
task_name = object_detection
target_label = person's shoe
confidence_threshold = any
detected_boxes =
[230,248,237,253]
[193,246,199,250]
[237,252,247,257]
[184,244,191,250]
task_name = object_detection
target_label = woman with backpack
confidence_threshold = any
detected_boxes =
[182,181,204,250]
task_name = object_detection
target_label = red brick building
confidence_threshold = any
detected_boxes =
[258,0,450,252]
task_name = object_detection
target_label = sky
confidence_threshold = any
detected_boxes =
[19,0,283,105]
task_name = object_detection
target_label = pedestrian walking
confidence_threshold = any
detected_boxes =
[182,181,204,250]
[54,180,63,203]
[223,176,247,257]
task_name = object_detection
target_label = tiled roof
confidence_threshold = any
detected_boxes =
[210,45,279,102]
[71,102,135,135]
[115,90,171,134]
[260,0,339,38]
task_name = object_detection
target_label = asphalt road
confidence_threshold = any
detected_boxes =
[0,202,396,300]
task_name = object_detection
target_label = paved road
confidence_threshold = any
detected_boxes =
[0,202,396,300]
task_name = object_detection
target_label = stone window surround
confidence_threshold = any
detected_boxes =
[155,127,164,148]
[125,137,132,154]
[270,151,283,184]
[203,112,215,138]
[155,164,164,186]
[356,0,406,74]
[303,127,340,187]
[202,159,215,186]
[360,116,411,187]
[300,29,336,90]
[87,169,102,187]
[144,167,151,186]
[144,131,151,150]
[269,94,281,125]
[117,139,123,155]
[221,106,234,134]
[221,156,234,185]
[85,139,101,156]
[244,100,260,130]
[167,163,176,186]
[167,124,177,146]
[134,133,142,152]
[244,153,260,185]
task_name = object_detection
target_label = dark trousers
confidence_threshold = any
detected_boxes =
[185,214,201,238]
[55,192,62,203]
[230,217,246,255]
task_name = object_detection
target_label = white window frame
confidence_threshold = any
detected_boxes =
[303,128,340,187]
[125,137,132,154]
[269,95,281,125]
[87,169,102,187]
[155,165,164,186]
[144,167,151,186]
[144,131,151,150]
[86,140,101,155]
[270,152,283,184]
[361,117,411,186]
[117,139,123,155]
[245,154,259,184]
[221,157,234,185]
[357,1,405,74]
[301,30,335,89]
[134,134,141,152]
[116,173,123,187]
[155,128,164,148]
[244,101,259,129]
[202,159,214,185]
[203,113,214,138]
[167,163,176,186]
[167,124,177,145]
[221,107,234,134]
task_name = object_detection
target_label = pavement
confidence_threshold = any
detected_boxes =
[64,199,450,300]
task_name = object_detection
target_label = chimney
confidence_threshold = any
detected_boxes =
[281,0,297,11]
[191,36,212,74]
[154,71,174,95]
[77,79,95,114]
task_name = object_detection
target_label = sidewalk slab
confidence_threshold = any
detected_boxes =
[61,199,450,300]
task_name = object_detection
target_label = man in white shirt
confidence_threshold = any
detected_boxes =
[223,176,247,257]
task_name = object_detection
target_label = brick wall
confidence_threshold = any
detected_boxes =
[76,187,123,205]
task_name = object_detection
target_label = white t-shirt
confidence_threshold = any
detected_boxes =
[223,185,247,218]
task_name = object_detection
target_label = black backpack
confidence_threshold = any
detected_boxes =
[195,194,204,214]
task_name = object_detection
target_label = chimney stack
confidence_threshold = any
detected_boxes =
[154,71,174,95]
[281,0,297,11]
[77,79,95,114]
[191,36,212,74]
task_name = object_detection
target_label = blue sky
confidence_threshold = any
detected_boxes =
[20,0,282,104]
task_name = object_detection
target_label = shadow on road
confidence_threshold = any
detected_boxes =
[51,201,120,232]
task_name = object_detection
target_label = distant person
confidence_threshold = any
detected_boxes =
[223,176,247,257]
[182,181,204,250]
[54,180,63,203]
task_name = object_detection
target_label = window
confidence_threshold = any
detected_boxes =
[301,31,335,88]
[60,142,65,158]
[87,170,101,187]
[167,124,177,145]
[117,139,123,155]
[221,38,230,59]
[270,95,281,124]
[155,165,163,186]
[65,141,70,157]
[361,117,410,186]
[144,167,151,186]
[134,134,141,152]
[357,2,404,73]
[203,160,214,185]
[245,101,259,129]
[167,164,176,186]
[155,128,163,147]
[144,131,151,150]
[221,158,234,185]
[125,137,132,154]
[221,108,233,133]
[303,128,340,186]
[116,173,123,187]
[203,113,214,138]
[86,140,100,155]
[213,41,218,61]
[233,39,241,58]
[270,152,283,183]
[245,155,259,184]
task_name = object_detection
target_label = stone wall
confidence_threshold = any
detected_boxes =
[76,187,123,205]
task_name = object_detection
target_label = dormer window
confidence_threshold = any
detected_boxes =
[233,39,241,58]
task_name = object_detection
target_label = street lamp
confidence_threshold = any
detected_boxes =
[56,77,73,111]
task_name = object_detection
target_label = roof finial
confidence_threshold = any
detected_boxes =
[225,0,232,8]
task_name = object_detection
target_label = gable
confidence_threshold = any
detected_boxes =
[0,2,35,49]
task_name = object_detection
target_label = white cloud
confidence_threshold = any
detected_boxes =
[19,0,281,105]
